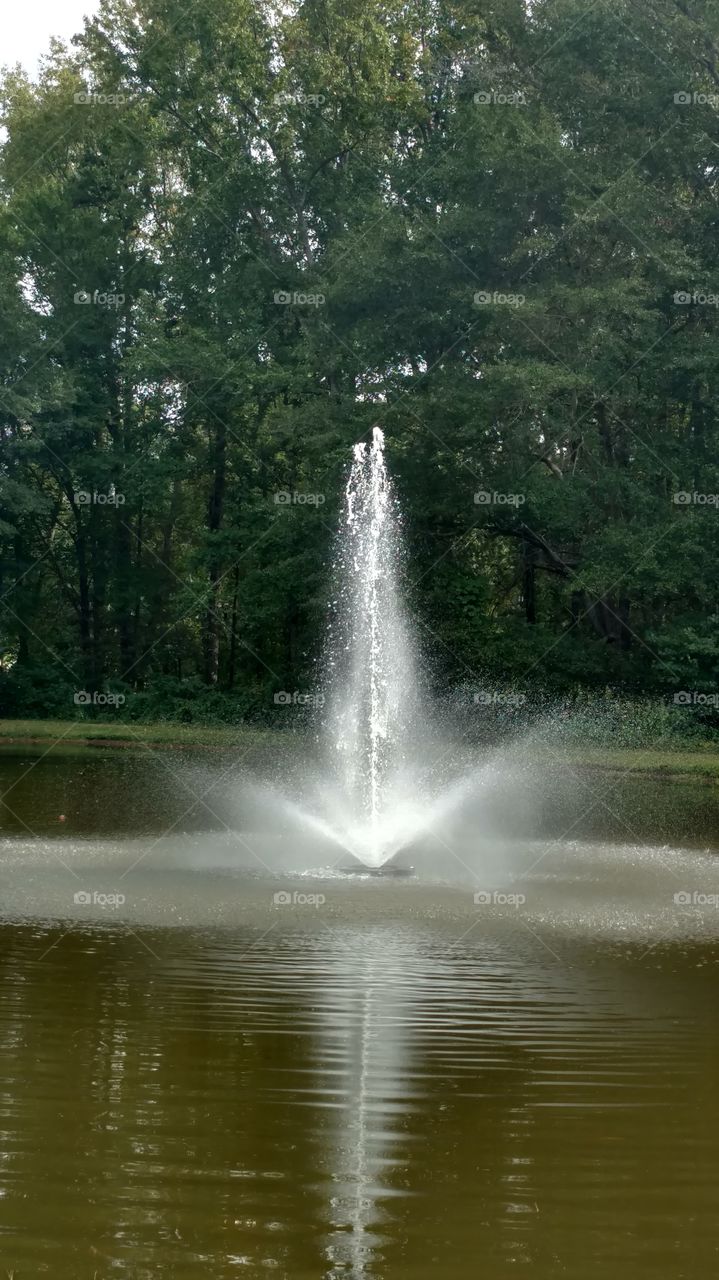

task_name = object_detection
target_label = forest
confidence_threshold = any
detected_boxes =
[1,0,719,726]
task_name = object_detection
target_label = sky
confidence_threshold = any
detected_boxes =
[2,0,101,74]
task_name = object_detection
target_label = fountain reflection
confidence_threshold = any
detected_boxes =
[302,925,607,1280]
[310,935,418,1278]
[0,916,715,1279]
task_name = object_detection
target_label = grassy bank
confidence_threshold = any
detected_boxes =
[0,718,285,752]
[2,719,719,780]
[536,745,719,782]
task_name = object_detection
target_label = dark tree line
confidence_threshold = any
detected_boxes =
[2,0,719,722]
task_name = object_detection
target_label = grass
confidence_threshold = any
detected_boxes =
[2,719,719,779]
[543,744,719,781]
[0,718,285,752]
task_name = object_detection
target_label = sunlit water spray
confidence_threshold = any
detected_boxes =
[234,427,508,872]
[322,427,420,865]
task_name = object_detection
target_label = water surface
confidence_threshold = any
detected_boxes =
[0,750,717,1278]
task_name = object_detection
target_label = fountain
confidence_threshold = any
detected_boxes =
[234,425,511,876]
[320,427,422,868]
[230,424,515,877]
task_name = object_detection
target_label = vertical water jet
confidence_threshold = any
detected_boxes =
[322,427,419,865]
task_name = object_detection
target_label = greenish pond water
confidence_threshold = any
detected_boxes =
[0,751,717,1279]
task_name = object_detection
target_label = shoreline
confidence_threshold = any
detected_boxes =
[0,719,286,753]
[1,720,718,780]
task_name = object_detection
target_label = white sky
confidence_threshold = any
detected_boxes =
[2,0,101,74]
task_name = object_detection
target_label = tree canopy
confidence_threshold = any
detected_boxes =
[1,0,719,722]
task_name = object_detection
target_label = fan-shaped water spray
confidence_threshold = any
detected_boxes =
[241,427,492,871]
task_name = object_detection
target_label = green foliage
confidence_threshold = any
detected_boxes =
[1,0,719,728]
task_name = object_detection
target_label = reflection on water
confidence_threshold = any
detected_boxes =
[311,942,415,1278]
[0,915,717,1279]
[1,752,718,1277]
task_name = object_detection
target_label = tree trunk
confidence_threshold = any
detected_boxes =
[75,526,94,690]
[203,419,227,684]
[227,564,240,690]
[521,539,537,624]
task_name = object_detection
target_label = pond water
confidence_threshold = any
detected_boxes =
[0,748,718,1279]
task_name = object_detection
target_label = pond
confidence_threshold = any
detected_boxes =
[0,747,718,1279]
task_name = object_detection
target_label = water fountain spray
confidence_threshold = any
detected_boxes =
[323,427,419,865]
[239,427,497,872]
